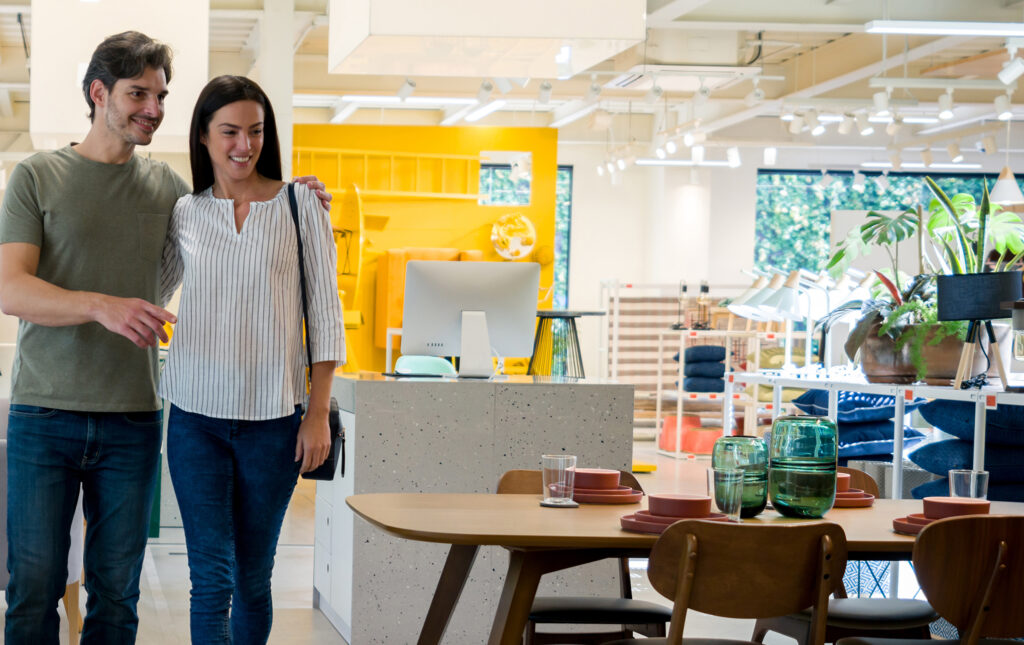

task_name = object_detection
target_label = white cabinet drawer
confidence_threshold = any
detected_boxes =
[316,502,333,549]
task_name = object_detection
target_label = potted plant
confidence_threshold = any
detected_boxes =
[822,178,1024,383]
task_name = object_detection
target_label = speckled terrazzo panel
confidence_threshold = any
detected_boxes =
[335,378,635,644]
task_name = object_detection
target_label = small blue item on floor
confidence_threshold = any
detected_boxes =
[909,439,1024,483]
[918,400,1024,446]
[676,345,726,363]
[793,389,926,423]
[683,362,726,378]
[681,377,724,393]
[911,478,1024,502]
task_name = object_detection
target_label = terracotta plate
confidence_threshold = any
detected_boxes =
[922,496,990,520]
[835,488,865,499]
[634,510,728,525]
[647,494,712,518]
[621,513,730,534]
[573,468,621,489]
[833,494,874,508]
[574,490,644,504]
[893,516,924,535]
[905,513,935,526]
[572,485,636,495]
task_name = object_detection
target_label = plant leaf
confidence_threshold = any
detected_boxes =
[977,181,990,267]
[844,310,881,362]
[874,270,903,306]
[926,177,976,273]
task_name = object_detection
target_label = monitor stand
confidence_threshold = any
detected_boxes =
[459,310,494,378]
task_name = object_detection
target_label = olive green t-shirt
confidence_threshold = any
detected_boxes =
[0,146,190,412]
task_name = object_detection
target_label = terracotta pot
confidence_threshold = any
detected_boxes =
[861,322,1011,385]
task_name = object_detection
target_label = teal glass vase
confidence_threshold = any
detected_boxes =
[712,436,768,518]
[768,415,838,519]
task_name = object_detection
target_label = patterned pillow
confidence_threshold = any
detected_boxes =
[684,362,726,378]
[793,389,926,423]
[909,438,1024,483]
[673,345,726,363]
[682,377,724,393]
[838,423,925,458]
[919,400,1024,446]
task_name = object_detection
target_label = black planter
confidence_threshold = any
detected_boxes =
[936,271,1023,321]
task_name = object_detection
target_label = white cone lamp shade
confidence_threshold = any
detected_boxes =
[803,275,834,320]
[842,274,877,306]
[727,276,768,318]
[745,274,786,321]
[760,271,804,321]
[990,166,1024,205]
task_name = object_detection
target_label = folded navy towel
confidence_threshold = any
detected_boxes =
[684,362,726,378]
[682,376,724,393]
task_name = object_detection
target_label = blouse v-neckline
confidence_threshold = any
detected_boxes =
[208,184,287,235]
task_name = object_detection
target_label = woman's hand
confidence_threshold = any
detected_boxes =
[295,408,331,473]
[293,175,333,211]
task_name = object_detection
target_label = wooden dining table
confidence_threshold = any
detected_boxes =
[346,493,1024,645]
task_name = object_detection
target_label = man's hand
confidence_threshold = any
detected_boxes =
[295,408,331,473]
[293,175,333,212]
[93,295,176,348]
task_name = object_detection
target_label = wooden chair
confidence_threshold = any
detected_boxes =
[837,515,1024,645]
[604,519,848,645]
[752,466,935,645]
[838,466,880,498]
[495,469,671,644]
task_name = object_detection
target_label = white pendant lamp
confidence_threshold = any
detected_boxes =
[991,119,1024,205]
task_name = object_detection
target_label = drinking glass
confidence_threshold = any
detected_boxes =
[712,436,768,518]
[948,469,989,499]
[707,468,744,522]
[541,454,577,507]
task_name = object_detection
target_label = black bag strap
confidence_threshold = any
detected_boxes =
[287,183,315,386]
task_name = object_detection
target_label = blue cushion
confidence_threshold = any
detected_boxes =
[684,362,726,378]
[792,389,926,423]
[909,439,1024,483]
[911,478,1024,502]
[918,400,1024,446]
[674,345,726,363]
[682,377,724,393]
[838,423,925,458]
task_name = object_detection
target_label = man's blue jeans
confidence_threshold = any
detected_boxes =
[167,405,301,645]
[5,405,162,645]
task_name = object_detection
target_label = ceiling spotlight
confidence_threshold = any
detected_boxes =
[694,82,711,104]
[763,146,777,166]
[616,158,626,171]
[995,93,1013,120]
[947,142,964,163]
[788,114,805,135]
[873,90,891,117]
[596,164,605,176]
[655,146,667,159]
[982,134,998,155]
[727,146,741,168]
[606,161,615,174]
[886,116,903,137]
[744,79,766,107]
[585,82,602,103]
[938,90,954,120]
[780,113,795,122]
[665,140,678,154]
[683,132,695,147]
[852,171,866,191]
[890,152,902,170]
[817,171,834,188]
[838,114,855,135]
[396,78,416,101]
[692,145,705,164]
[644,84,663,105]
[477,81,494,103]
[493,77,513,94]
[921,148,934,167]
[537,81,553,104]
[856,114,875,136]
[999,56,1024,86]
[875,172,890,191]
[807,110,825,136]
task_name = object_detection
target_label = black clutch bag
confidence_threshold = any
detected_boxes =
[287,183,346,481]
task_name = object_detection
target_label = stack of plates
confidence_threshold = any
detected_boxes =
[893,496,990,535]
[621,494,727,534]
[572,468,643,504]
[833,472,875,508]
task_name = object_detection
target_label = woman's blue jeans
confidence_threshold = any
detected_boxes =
[167,405,301,645]
[5,405,162,645]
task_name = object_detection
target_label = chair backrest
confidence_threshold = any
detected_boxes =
[914,515,1024,645]
[648,520,848,645]
[495,469,643,494]
[837,466,879,498]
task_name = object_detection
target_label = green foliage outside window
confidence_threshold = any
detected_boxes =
[479,164,573,308]
[755,171,1000,273]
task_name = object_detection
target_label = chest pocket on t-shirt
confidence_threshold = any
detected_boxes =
[137,212,170,261]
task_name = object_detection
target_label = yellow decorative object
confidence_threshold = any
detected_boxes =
[491,213,536,260]
[632,462,657,473]
[533,244,554,266]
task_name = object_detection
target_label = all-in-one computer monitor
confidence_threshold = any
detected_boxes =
[400,260,541,377]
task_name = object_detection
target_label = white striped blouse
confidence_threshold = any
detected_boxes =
[158,182,345,421]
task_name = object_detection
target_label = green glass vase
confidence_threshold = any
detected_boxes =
[768,415,837,519]
[712,436,768,518]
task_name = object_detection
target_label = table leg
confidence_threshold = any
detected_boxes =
[417,544,479,645]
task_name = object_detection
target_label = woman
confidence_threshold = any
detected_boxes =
[159,75,345,644]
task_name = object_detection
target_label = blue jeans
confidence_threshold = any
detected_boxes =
[167,405,301,645]
[5,405,162,645]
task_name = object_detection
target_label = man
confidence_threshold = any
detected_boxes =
[0,32,327,644]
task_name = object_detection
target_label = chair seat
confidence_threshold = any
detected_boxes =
[837,639,1021,645]
[529,596,672,624]
[796,598,937,628]
[604,638,759,645]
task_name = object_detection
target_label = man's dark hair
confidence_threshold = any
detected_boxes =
[82,31,173,122]
[189,75,282,194]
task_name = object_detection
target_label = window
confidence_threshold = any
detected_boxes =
[479,164,573,308]
[755,170,1000,272]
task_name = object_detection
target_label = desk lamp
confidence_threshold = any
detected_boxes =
[760,271,803,369]
[727,275,769,322]
[937,271,1022,389]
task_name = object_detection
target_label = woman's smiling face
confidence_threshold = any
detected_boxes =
[201,99,265,182]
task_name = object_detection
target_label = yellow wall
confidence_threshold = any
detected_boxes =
[293,124,558,373]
